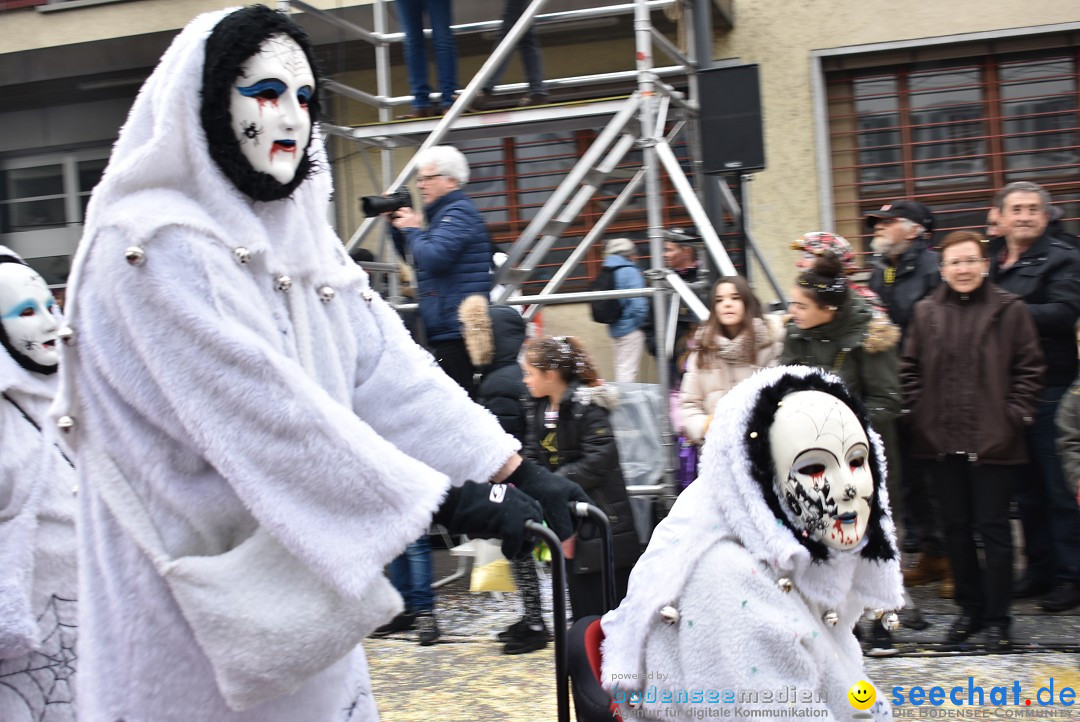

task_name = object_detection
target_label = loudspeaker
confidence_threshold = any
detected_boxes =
[697,64,765,174]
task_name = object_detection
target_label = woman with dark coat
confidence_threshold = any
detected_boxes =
[521,336,641,620]
[901,230,1044,649]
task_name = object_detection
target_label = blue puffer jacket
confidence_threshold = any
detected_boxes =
[393,188,493,341]
[603,254,649,338]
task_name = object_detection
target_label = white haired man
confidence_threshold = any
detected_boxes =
[391,145,493,396]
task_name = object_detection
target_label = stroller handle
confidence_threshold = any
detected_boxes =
[525,520,570,722]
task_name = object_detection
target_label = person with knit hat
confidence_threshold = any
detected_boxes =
[791,231,888,318]
[600,238,649,382]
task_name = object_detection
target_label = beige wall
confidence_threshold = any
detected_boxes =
[711,0,1080,296]
[0,1,374,54]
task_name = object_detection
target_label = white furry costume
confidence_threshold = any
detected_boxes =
[601,366,903,721]
[0,247,78,722]
[54,10,515,721]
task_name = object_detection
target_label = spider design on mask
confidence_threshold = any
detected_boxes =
[263,35,308,78]
[240,121,263,145]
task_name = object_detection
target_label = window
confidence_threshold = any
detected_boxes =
[828,45,1080,247]
[459,129,742,294]
[0,149,110,234]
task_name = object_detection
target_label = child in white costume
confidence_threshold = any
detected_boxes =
[601,366,904,721]
[55,6,584,721]
[0,248,78,722]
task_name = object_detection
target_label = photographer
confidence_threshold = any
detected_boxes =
[389,145,493,395]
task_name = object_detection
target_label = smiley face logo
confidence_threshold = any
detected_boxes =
[846,677,872,707]
[848,680,876,710]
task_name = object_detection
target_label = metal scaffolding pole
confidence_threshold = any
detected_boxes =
[343,0,553,254]
[634,0,676,490]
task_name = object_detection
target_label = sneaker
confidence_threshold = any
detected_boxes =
[502,623,549,655]
[1039,581,1080,613]
[902,553,949,586]
[864,622,898,657]
[371,609,416,638]
[416,611,440,646]
[497,618,531,642]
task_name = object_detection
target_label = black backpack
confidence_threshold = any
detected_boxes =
[589,265,623,324]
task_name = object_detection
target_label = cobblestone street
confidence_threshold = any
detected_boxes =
[366,547,1080,721]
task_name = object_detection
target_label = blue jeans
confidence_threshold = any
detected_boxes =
[1016,386,1080,582]
[389,534,435,612]
[397,0,457,109]
[483,0,545,95]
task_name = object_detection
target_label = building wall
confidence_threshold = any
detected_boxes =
[710,0,1080,295]
[0,0,374,53]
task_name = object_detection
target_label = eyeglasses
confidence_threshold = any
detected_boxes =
[416,173,445,183]
[943,258,984,269]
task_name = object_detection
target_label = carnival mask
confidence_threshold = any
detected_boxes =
[229,34,314,185]
[768,390,873,550]
[0,262,60,373]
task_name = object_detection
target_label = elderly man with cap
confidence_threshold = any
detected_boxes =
[865,200,949,595]
[600,237,649,382]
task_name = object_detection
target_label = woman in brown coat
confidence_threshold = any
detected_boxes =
[900,231,1044,649]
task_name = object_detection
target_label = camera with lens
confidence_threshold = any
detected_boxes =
[361,188,413,218]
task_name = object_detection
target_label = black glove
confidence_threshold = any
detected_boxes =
[433,481,543,559]
[505,458,590,541]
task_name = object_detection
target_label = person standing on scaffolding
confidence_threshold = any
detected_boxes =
[471,0,548,110]
[396,0,458,119]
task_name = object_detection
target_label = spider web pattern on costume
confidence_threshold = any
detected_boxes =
[0,595,77,722]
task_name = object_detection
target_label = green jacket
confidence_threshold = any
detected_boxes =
[781,291,901,430]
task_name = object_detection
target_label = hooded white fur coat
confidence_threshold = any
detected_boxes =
[601,366,904,721]
[54,10,515,721]
[0,247,78,722]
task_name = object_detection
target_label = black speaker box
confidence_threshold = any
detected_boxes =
[697,64,765,174]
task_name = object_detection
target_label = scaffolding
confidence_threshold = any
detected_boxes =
[281,0,783,505]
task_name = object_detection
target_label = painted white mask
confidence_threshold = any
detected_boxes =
[229,34,315,185]
[0,262,60,370]
[769,390,874,550]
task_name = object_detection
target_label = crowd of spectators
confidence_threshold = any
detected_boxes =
[376,160,1080,655]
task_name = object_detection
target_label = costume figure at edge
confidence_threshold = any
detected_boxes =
[601,366,903,721]
[0,248,78,722]
[900,230,1044,648]
[55,7,586,720]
